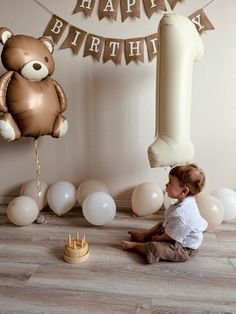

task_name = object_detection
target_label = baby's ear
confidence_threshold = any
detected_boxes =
[39,36,54,54]
[0,27,13,45]
[183,186,190,196]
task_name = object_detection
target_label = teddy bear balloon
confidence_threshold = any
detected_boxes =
[0,27,68,141]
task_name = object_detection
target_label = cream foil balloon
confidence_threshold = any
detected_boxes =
[148,14,204,167]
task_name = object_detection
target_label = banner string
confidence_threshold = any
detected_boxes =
[34,0,54,17]
[33,0,216,39]
[33,0,217,16]
[32,0,215,65]
[202,0,216,10]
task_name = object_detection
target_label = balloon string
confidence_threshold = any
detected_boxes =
[34,138,41,205]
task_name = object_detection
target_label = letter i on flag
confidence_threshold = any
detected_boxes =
[60,26,87,55]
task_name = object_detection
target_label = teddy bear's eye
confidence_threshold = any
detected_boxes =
[44,57,49,63]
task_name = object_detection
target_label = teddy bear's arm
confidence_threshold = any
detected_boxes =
[51,79,67,113]
[0,71,14,112]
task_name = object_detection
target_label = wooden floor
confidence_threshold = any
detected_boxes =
[0,205,236,314]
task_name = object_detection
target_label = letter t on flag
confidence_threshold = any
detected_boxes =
[43,15,68,44]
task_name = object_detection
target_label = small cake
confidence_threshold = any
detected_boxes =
[64,233,89,263]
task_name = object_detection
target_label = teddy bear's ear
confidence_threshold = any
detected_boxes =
[0,27,13,45]
[39,36,54,54]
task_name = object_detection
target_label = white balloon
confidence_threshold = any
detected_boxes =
[82,192,116,226]
[163,192,177,209]
[47,181,77,216]
[20,179,49,211]
[77,179,109,206]
[132,182,164,216]
[211,188,236,221]
[195,194,224,231]
[7,196,39,226]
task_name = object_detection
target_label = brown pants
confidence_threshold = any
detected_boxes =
[146,241,198,264]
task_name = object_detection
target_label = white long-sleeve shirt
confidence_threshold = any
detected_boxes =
[163,196,208,249]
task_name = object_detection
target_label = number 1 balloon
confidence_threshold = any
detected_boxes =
[148,14,204,167]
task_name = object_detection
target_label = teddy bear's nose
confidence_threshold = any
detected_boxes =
[33,63,42,70]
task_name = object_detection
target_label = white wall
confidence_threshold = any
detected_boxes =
[0,0,235,205]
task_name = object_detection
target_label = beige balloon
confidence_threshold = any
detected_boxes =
[20,179,49,211]
[77,179,109,206]
[132,182,164,216]
[7,196,39,226]
[195,194,224,231]
[148,14,204,167]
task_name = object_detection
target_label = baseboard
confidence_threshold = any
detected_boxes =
[115,199,132,209]
[0,196,132,209]
[0,196,15,205]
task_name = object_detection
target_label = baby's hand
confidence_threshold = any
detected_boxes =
[152,235,159,241]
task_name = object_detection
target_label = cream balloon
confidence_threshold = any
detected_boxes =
[47,181,77,216]
[132,182,164,216]
[211,188,236,221]
[148,14,204,167]
[195,194,224,231]
[20,179,49,211]
[82,192,116,226]
[77,179,109,206]
[7,196,39,226]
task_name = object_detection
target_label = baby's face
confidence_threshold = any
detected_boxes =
[165,175,186,200]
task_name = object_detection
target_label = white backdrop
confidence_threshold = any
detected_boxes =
[0,0,235,206]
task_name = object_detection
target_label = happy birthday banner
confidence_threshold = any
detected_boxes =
[39,0,215,65]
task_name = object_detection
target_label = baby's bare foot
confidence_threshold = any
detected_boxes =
[120,240,137,250]
[128,231,146,242]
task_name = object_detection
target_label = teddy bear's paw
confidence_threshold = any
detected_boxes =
[0,120,16,141]
[59,120,68,137]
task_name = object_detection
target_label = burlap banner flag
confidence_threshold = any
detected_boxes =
[189,9,215,34]
[83,34,105,61]
[120,0,140,22]
[43,15,68,44]
[125,37,145,64]
[145,33,158,62]
[167,0,180,10]
[73,0,96,16]
[42,6,214,65]
[103,38,124,65]
[143,0,167,19]
[60,26,87,55]
[98,0,119,20]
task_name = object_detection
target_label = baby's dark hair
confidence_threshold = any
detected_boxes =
[169,163,205,196]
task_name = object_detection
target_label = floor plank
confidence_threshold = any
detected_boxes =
[0,205,236,313]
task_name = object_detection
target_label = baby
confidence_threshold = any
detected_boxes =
[121,163,208,264]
